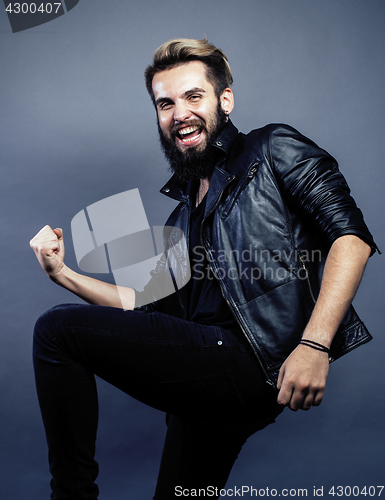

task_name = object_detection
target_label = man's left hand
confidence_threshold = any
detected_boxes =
[276,345,329,411]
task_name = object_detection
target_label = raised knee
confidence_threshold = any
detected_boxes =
[33,307,56,345]
[33,304,73,346]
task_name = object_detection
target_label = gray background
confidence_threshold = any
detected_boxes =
[1,1,384,498]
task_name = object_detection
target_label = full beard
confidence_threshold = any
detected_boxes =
[158,103,228,184]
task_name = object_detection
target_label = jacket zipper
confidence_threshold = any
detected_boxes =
[204,243,275,387]
[299,250,317,305]
[222,160,260,217]
[299,250,336,363]
[200,165,275,387]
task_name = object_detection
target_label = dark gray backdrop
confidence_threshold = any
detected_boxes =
[1,1,384,499]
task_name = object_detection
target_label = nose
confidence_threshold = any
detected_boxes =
[173,100,191,123]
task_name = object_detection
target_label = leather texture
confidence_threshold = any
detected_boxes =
[136,121,377,386]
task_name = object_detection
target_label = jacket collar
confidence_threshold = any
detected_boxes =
[160,120,239,203]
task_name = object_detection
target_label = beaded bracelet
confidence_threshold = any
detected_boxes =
[299,338,330,354]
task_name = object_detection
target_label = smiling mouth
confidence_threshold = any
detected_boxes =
[176,125,203,144]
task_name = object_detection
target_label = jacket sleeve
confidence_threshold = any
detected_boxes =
[268,124,378,254]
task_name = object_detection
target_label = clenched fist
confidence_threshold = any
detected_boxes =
[30,225,65,278]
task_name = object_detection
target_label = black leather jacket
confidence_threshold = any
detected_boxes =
[136,121,377,386]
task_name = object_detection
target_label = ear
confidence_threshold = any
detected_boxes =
[220,88,234,115]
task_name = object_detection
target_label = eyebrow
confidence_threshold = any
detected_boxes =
[155,87,206,108]
[182,87,206,98]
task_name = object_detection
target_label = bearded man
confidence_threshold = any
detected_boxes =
[30,38,377,500]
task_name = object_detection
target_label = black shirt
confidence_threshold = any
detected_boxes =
[185,195,241,333]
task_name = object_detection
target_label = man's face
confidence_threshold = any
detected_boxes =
[152,61,233,182]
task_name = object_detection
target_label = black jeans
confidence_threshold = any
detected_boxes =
[33,304,283,499]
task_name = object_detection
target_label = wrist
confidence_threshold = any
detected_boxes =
[301,325,334,350]
[48,263,72,284]
[299,338,330,354]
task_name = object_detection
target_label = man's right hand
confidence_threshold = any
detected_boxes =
[29,225,135,309]
[30,225,65,279]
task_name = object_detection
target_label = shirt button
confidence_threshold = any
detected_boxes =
[216,141,222,146]
[217,340,223,346]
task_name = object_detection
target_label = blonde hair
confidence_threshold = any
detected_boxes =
[145,38,233,103]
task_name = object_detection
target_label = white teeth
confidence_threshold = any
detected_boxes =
[179,126,199,136]
[181,133,201,143]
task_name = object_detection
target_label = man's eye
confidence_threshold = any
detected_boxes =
[189,95,201,101]
[159,102,172,110]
